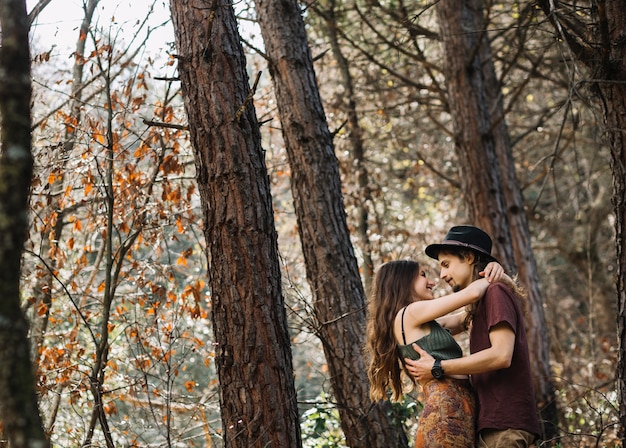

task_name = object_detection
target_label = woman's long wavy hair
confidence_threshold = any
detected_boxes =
[365,260,420,402]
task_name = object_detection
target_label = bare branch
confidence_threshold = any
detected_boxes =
[142,118,189,130]
[27,0,53,28]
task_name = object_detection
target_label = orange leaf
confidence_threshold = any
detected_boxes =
[36,302,49,316]
[103,401,118,415]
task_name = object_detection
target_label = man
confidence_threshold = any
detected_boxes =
[404,225,541,447]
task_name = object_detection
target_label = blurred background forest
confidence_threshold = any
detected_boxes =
[5,0,621,446]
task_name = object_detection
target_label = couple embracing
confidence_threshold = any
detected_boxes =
[366,225,541,447]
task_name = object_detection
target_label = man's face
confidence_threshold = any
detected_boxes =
[437,252,473,292]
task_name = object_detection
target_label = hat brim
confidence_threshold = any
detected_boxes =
[425,241,499,264]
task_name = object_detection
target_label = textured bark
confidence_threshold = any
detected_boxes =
[474,3,559,438]
[587,5,626,443]
[436,0,557,439]
[604,72,626,447]
[254,0,408,446]
[0,0,49,446]
[536,0,626,442]
[315,4,376,292]
[169,1,301,447]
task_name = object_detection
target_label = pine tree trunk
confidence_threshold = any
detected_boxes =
[473,1,559,437]
[604,76,626,448]
[592,8,626,443]
[316,4,376,292]
[0,0,49,446]
[169,1,302,446]
[253,0,408,446]
[436,0,558,439]
[536,0,626,441]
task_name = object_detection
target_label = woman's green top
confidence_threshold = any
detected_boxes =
[397,306,463,361]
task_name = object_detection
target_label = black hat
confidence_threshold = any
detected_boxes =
[425,225,499,263]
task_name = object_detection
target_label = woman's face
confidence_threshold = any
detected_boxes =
[411,269,435,301]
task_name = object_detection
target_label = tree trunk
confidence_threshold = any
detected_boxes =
[536,0,626,442]
[169,1,302,447]
[606,77,626,447]
[253,0,408,446]
[582,7,626,445]
[474,3,559,438]
[313,3,376,293]
[0,0,50,446]
[436,0,557,440]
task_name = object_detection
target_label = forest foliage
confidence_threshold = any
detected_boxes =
[2,0,621,446]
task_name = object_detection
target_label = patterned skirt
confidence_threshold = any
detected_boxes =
[414,378,476,448]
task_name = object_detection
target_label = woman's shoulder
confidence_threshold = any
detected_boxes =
[393,305,408,326]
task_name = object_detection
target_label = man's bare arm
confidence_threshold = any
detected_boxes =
[405,323,515,381]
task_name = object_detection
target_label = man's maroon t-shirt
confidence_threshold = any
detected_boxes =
[470,282,541,437]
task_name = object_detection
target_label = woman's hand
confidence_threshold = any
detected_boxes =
[467,277,491,297]
[481,262,503,282]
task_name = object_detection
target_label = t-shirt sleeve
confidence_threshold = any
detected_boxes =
[483,283,518,334]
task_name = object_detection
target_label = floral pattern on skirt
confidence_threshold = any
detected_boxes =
[414,378,476,448]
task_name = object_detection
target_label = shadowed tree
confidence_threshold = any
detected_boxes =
[169,0,302,446]
[310,2,376,293]
[434,0,558,440]
[536,0,626,442]
[0,0,49,446]
[254,0,409,446]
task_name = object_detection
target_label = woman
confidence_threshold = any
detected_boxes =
[366,259,504,447]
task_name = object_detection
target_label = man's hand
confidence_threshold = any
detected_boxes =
[404,344,435,382]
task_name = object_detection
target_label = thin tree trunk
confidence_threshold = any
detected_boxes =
[254,0,408,446]
[606,79,626,447]
[585,17,626,448]
[536,0,626,442]
[29,0,99,376]
[436,0,557,440]
[169,1,302,446]
[0,0,49,446]
[81,31,117,448]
